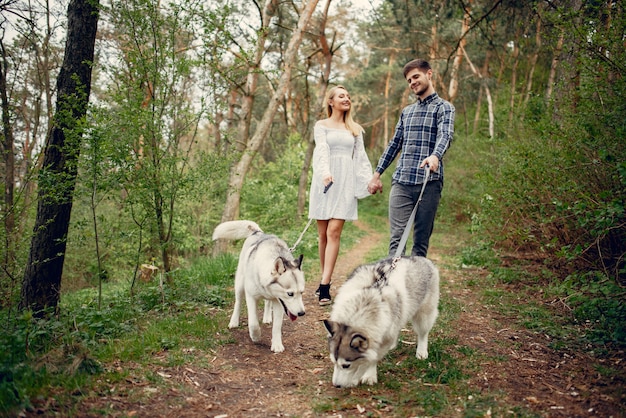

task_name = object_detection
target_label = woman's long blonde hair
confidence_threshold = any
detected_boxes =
[325,85,363,137]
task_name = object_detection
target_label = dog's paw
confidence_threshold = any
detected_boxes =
[361,373,378,385]
[415,348,429,360]
[228,320,239,329]
[360,365,378,385]
[249,325,261,342]
[271,341,285,353]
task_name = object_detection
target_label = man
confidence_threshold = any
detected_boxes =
[368,59,455,257]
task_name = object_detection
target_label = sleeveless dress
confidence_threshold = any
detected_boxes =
[308,122,371,221]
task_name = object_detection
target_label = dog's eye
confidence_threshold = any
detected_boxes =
[287,292,294,297]
[342,364,351,369]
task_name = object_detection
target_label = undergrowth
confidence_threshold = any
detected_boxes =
[0,254,237,416]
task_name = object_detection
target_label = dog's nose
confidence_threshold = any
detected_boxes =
[298,311,305,317]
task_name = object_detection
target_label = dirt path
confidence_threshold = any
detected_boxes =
[184,221,384,417]
[79,221,624,417]
[121,220,384,418]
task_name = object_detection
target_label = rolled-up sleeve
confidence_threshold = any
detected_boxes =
[375,115,404,175]
[433,102,455,160]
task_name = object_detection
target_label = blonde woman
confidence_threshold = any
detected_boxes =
[309,85,372,305]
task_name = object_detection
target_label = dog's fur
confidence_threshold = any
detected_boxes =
[323,256,439,387]
[212,220,305,353]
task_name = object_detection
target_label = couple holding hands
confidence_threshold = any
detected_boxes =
[309,58,456,305]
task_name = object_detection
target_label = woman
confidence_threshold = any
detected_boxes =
[309,85,372,305]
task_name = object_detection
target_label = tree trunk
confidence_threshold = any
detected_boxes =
[236,0,276,153]
[448,9,469,103]
[522,10,542,113]
[382,53,395,147]
[507,27,521,125]
[545,31,564,101]
[20,0,99,316]
[216,0,320,253]
[297,0,334,217]
[0,39,16,285]
[473,50,490,135]
[462,46,493,138]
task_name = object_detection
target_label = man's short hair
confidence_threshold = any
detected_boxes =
[403,59,432,78]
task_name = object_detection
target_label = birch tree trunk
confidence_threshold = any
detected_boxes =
[382,53,396,147]
[216,0,320,253]
[473,50,490,135]
[507,27,521,125]
[546,31,564,101]
[462,46,493,138]
[448,9,469,102]
[522,11,542,114]
[429,15,446,94]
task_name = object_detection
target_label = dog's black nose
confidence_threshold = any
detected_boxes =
[298,311,305,317]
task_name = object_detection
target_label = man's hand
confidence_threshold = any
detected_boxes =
[368,173,383,194]
[420,155,439,172]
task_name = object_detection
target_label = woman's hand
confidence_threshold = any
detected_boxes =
[368,173,383,194]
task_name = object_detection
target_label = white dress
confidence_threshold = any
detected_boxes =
[308,122,372,221]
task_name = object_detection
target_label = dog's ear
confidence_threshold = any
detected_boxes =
[350,334,369,352]
[296,254,304,269]
[272,257,286,275]
[323,319,337,337]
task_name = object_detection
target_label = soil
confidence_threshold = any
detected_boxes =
[52,222,625,417]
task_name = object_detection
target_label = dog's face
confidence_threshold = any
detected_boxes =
[270,254,306,321]
[324,319,377,387]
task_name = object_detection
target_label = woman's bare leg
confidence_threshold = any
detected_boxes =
[319,219,345,285]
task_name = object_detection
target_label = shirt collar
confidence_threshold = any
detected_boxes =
[418,92,438,105]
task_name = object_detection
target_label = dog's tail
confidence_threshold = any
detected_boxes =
[212,220,263,241]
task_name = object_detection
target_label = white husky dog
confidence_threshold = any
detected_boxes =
[212,220,305,353]
[323,256,439,387]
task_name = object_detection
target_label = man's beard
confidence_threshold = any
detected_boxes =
[414,84,428,97]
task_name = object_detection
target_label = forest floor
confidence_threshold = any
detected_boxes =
[67,221,624,417]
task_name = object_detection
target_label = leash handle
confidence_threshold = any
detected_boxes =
[393,165,431,259]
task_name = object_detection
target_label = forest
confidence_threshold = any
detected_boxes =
[0,0,624,416]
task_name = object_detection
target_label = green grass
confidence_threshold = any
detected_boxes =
[0,254,237,416]
[2,131,624,416]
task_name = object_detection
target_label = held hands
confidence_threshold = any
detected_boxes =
[367,174,383,195]
[367,156,437,195]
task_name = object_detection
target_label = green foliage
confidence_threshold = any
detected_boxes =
[488,6,625,272]
[460,5,626,354]
[240,133,321,259]
[551,271,626,346]
[241,133,305,231]
[0,253,236,415]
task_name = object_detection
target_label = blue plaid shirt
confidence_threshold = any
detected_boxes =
[375,92,455,185]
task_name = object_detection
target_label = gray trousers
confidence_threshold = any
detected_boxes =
[388,180,442,257]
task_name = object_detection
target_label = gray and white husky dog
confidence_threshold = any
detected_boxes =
[212,220,305,353]
[323,256,439,387]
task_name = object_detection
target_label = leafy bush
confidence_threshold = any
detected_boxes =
[551,271,626,346]
[0,252,238,415]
